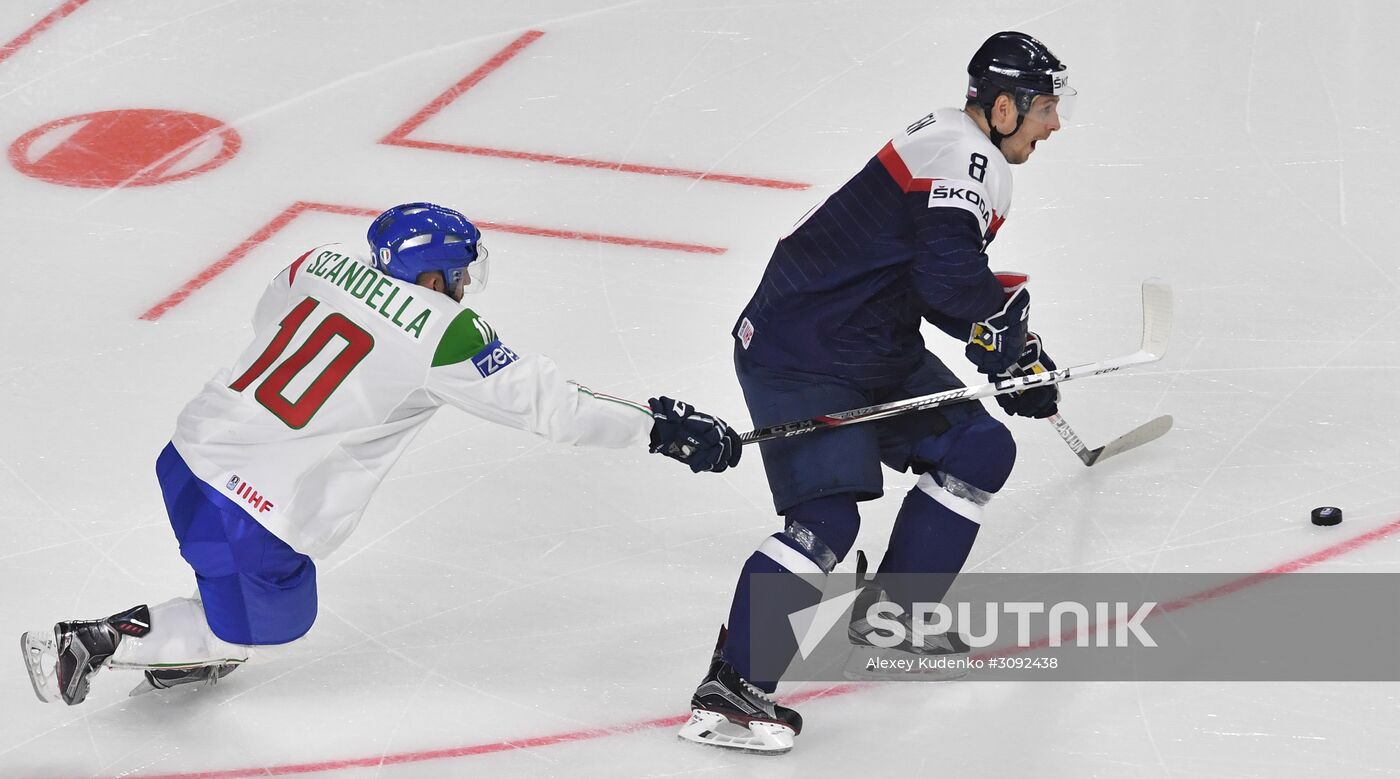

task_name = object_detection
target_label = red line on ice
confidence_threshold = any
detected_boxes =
[382,29,546,143]
[89,514,1400,778]
[0,0,92,65]
[138,201,725,321]
[386,137,813,190]
[379,30,810,191]
[104,685,862,779]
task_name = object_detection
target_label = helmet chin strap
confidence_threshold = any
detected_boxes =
[989,108,1027,150]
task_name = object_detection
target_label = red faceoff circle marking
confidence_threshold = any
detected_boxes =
[9,108,241,188]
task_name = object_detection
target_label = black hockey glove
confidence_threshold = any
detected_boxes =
[966,273,1030,375]
[993,332,1060,419]
[648,396,742,473]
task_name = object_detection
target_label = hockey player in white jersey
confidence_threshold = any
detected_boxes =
[21,202,742,706]
[678,32,1074,753]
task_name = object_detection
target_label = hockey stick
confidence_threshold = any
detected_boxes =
[740,278,1172,445]
[1048,412,1174,467]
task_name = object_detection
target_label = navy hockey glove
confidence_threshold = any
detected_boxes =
[993,332,1060,419]
[966,273,1030,375]
[648,397,742,474]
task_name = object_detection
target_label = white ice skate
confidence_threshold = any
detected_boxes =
[677,709,798,755]
[677,627,801,755]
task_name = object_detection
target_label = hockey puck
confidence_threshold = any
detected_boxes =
[1310,506,1343,526]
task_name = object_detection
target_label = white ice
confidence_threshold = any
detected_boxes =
[2,1,1399,777]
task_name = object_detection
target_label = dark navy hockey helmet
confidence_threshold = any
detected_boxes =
[367,202,489,295]
[967,31,1075,119]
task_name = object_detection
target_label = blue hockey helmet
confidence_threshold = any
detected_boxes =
[367,202,489,296]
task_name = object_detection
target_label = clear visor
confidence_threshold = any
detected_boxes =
[1025,91,1075,124]
[1011,67,1076,123]
[445,243,490,296]
[1047,68,1076,120]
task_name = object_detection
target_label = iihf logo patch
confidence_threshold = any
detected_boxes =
[228,475,276,514]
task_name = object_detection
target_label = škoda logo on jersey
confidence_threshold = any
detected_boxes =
[929,183,992,227]
[225,474,275,514]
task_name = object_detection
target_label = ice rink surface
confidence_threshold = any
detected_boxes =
[3,0,1399,776]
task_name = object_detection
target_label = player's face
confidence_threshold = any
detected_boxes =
[446,267,468,301]
[417,269,467,301]
[1002,95,1063,165]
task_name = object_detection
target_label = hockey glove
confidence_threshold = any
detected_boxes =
[966,273,1031,375]
[648,396,743,474]
[993,332,1060,419]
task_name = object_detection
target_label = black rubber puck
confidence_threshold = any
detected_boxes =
[1311,506,1343,526]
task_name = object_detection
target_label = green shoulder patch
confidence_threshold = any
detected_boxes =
[431,308,498,367]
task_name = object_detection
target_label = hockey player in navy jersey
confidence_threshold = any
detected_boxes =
[679,32,1075,753]
[21,202,741,707]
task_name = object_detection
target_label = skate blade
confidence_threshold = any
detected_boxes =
[20,630,59,703]
[842,645,970,682]
[128,677,158,698]
[677,709,794,755]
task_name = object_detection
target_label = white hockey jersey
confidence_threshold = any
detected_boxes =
[171,244,653,559]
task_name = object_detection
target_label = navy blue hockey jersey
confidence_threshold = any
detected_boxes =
[735,108,1013,388]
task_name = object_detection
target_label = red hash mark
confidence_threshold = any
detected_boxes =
[139,201,726,321]
[379,30,810,191]
[0,0,92,65]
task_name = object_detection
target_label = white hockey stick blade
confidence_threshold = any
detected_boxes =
[1083,414,1174,466]
[1072,280,1173,466]
[1049,412,1174,466]
[1137,277,1173,359]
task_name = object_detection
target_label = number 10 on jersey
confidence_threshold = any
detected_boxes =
[230,296,375,429]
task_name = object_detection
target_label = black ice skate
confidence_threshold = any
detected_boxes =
[844,552,971,681]
[677,627,802,754]
[129,663,239,698]
[21,604,151,705]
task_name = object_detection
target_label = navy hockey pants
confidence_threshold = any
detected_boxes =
[735,347,989,514]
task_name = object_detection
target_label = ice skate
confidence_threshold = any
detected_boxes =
[21,604,151,705]
[843,552,971,681]
[677,627,802,754]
